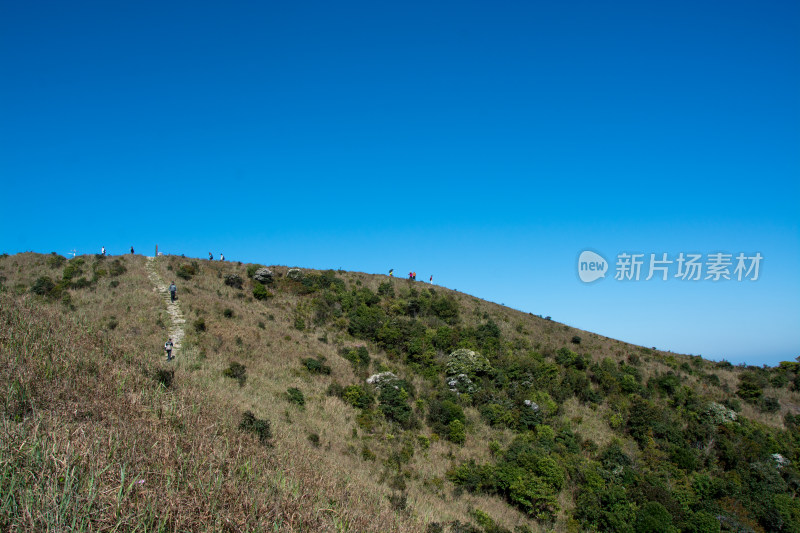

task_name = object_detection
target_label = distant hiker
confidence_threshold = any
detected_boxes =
[208,252,213,260]
[220,253,225,261]
[430,275,433,283]
[413,272,417,281]
[409,272,413,280]
[101,246,106,256]
[169,281,177,302]
[389,269,394,277]
[164,338,174,361]
[130,246,134,254]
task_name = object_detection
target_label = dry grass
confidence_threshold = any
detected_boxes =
[2,252,797,532]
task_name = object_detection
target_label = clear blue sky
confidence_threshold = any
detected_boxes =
[2,1,798,366]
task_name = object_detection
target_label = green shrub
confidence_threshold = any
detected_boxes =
[252,282,273,300]
[286,387,305,407]
[302,357,331,375]
[193,317,206,332]
[448,419,466,445]
[571,335,582,344]
[62,261,83,281]
[428,399,466,436]
[223,362,247,386]
[340,346,370,369]
[294,315,305,331]
[377,281,395,298]
[108,259,126,277]
[30,276,56,297]
[379,384,412,426]
[223,308,234,318]
[224,273,243,289]
[239,411,272,445]
[154,368,174,388]
[246,264,263,278]
[342,385,373,409]
[176,263,197,280]
[47,254,66,268]
[308,433,320,447]
[635,501,675,533]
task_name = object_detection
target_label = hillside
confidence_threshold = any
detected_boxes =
[1,252,799,532]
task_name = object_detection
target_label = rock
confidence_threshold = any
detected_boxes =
[253,268,273,283]
[286,268,303,281]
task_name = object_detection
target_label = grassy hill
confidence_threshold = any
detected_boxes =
[1,252,799,532]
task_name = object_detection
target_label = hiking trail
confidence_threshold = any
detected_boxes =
[145,256,185,359]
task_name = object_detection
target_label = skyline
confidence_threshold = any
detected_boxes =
[2,1,798,366]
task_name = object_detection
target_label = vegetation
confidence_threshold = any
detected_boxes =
[1,251,799,532]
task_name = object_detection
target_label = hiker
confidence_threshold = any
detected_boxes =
[430,275,433,284]
[169,281,177,302]
[208,252,213,260]
[164,338,174,361]
[409,272,413,280]
[220,253,225,261]
[413,272,417,281]
[130,246,134,254]
[389,269,394,277]
[101,246,106,256]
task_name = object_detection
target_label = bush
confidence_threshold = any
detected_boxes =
[341,385,373,409]
[154,368,174,388]
[446,348,492,378]
[286,387,305,407]
[252,282,273,300]
[193,317,206,332]
[239,411,272,445]
[223,308,234,318]
[302,357,331,375]
[737,371,767,402]
[340,346,370,369]
[428,399,466,436]
[30,276,56,297]
[47,254,66,268]
[223,362,247,386]
[176,263,198,280]
[108,259,126,277]
[379,383,412,426]
[448,419,466,445]
[246,264,263,278]
[224,274,243,289]
[635,501,675,533]
[571,335,582,344]
[377,281,395,298]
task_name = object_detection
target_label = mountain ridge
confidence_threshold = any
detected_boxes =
[1,251,798,532]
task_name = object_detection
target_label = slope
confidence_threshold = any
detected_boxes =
[1,252,799,533]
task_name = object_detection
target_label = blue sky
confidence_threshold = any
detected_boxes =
[2,1,798,366]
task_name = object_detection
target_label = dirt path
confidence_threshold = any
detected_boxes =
[145,256,185,359]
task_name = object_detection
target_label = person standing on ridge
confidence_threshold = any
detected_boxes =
[389,269,394,277]
[164,338,174,361]
[130,246,134,254]
[208,252,213,260]
[220,253,225,261]
[169,281,177,303]
[430,275,433,284]
[101,246,106,256]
